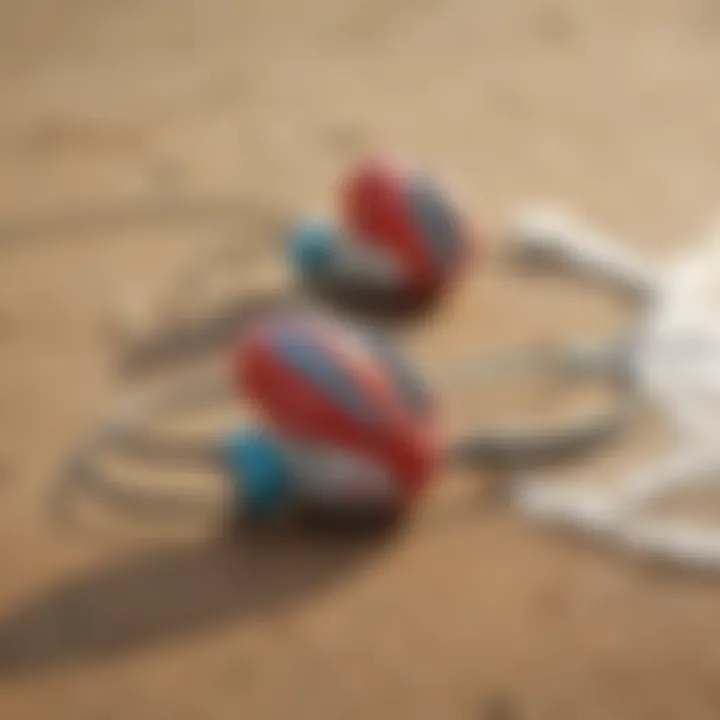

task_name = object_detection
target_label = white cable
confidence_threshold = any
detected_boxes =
[511,205,720,568]
[634,213,720,441]
[52,370,231,529]
[515,447,720,568]
[510,204,659,298]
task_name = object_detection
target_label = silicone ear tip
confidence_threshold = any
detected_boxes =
[288,220,336,277]
[222,429,288,522]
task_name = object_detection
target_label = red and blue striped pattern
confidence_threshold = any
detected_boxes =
[341,159,471,293]
[236,313,440,498]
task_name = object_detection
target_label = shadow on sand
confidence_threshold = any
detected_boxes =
[0,528,390,680]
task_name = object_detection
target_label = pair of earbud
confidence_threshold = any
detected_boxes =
[61,159,635,538]
[222,162,635,530]
[56,157,474,536]
[221,157,475,528]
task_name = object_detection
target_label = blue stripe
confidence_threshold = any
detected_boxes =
[405,177,460,271]
[273,328,378,428]
[223,429,287,520]
[362,331,431,417]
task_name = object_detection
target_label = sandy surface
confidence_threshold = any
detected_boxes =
[3,0,720,718]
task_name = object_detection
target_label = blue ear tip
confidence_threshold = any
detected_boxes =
[288,220,335,276]
[223,429,288,522]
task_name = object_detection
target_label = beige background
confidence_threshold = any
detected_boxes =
[3,0,720,718]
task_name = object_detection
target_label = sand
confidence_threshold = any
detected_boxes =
[3,0,720,717]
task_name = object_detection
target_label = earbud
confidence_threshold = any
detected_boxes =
[230,310,441,524]
[288,157,476,318]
